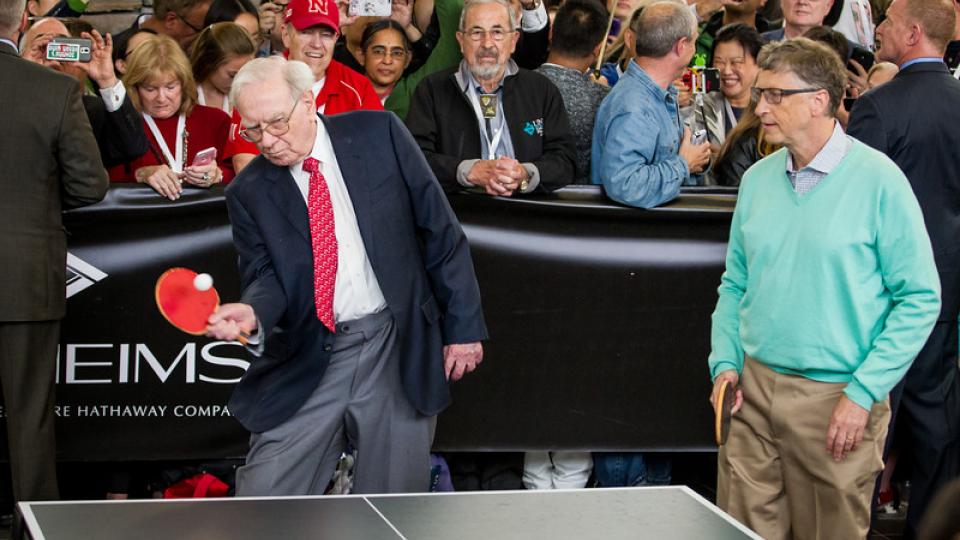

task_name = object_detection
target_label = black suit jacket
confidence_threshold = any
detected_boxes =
[847,61,960,321]
[224,110,488,433]
[405,66,577,192]
[0,42,108,321]
[83,92,149,169]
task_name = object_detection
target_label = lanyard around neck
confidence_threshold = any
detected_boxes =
[467,86,506,161]
[143,113,186,172]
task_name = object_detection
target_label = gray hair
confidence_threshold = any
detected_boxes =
[459,0,519,32]
[631,0,696,58]
[229,56,315,110]
[0,0,26,37]
[758,38,847,116]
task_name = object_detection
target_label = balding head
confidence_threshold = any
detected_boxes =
[20,17,68,64]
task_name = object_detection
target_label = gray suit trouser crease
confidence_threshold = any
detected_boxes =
[236,310,433,496]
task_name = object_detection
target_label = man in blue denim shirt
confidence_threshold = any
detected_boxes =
[591,1,711,208]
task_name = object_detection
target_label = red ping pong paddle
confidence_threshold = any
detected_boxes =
[715,379,737,446]
[155,268,247,344]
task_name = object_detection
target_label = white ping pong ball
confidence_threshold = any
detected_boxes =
[194,273,213,292]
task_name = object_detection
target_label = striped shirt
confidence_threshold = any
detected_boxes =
[786,122,851,195]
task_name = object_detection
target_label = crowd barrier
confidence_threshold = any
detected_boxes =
[0,184,737,460]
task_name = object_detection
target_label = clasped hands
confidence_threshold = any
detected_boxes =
[135,161,221,201]
[709,370,871,462]
[467,157,528,197]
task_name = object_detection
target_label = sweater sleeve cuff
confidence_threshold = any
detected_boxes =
[710,361,740,381]
[843,379,876,411]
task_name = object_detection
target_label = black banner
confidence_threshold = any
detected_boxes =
[0,185,736,461]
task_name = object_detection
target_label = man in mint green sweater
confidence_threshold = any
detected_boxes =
[708,38,941,539]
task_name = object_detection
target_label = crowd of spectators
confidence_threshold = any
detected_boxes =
[4,0,960,533]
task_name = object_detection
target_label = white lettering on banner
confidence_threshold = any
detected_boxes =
[74,405,170,417]
[174,405,232,417]
[65,344,114,384]
[54,342,250,384]
[136,343,196,383]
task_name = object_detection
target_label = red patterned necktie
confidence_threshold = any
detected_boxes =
[302,157,337,332]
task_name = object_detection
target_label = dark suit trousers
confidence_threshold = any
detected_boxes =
[0,321,60,502]
[885,321,960,538]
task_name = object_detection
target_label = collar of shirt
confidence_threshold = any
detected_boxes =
[786,121,850,174]
[455,59,519,93]
[0,38,17,53]
[290,115,334,195]
[899,57,945,70]
[625,60,679,105]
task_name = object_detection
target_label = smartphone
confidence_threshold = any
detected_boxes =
[692,129,707,145]
[348,0,390,17]
[192,147,217,167]
[849,47,875,72]
[46,38,92,63]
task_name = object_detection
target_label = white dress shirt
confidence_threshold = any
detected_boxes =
[288,119,387,322]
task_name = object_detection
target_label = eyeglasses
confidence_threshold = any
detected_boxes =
[368,46,408,60]
[751,87,823,104]
[176,11,204,34]
[238,99,300,143]
[460,28,515,42]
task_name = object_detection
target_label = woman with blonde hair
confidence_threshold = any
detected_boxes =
[110,34,234,199]
[189,22,256,114]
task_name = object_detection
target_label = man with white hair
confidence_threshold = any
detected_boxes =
[405,0,576,197]
[206,56,487,495]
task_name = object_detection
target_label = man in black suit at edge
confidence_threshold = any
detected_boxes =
[847,0,960,535]
[0,0,108,504]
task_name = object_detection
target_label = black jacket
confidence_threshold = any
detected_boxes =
[405,65,576,192]
[83,93,150,169]
[847,62,960,321]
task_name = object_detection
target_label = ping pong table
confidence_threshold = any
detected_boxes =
[17,486,761,540]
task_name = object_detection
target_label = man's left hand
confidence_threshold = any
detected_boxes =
[443,342,483,381]
[825,395,870,462]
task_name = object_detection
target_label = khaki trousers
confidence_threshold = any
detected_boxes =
[718,357,890,540]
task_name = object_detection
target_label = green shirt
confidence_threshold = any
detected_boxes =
[708,140,941,410]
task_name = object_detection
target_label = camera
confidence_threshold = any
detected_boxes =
[45,38,92,63]
[683,67,721,94]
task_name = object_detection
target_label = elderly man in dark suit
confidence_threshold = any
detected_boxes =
[206,55,487,495]
[0,0,108,502]
[847,0,960,535]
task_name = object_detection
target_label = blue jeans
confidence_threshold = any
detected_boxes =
[593,452,672,487]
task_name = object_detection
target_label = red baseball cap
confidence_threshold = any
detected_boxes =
[285,0,340,33]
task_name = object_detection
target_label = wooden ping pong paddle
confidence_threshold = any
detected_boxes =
[155,268,246,344]
[715,379,737,446]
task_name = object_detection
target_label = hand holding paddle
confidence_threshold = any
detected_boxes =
[155,268,251,344]
[711,370,743,445]
[207,303,257,343]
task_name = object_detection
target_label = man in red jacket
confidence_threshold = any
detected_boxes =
[224,0,382,172]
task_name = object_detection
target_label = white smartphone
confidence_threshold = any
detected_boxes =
[348,0,391,17]
[692,129,707,145]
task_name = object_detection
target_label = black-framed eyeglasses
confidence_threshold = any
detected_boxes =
[176,11,204,34]
[459,27,516,42]
[751,87,823,105]
[238,99,300,143]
